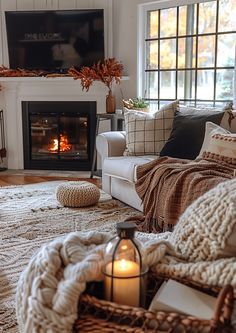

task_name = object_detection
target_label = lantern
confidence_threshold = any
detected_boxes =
[103,222,148,307]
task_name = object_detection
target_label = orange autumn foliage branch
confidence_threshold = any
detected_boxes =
[69,66,98,91]
[68,58,124,92]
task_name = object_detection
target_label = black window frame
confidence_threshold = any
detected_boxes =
[140,0,236,109]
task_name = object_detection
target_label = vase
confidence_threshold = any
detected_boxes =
[106,91,116,114]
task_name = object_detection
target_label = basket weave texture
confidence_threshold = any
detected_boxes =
[56,181,100,208]
[74,274,234,333]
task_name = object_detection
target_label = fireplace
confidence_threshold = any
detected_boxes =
[22,101,96,170]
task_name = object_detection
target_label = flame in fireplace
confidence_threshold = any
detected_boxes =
[48,134,72,152]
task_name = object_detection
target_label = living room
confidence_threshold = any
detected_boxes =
[0,0,236,332]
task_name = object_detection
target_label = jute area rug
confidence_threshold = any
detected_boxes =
[0,181,138,333]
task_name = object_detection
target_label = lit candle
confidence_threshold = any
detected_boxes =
[104,259,140,307]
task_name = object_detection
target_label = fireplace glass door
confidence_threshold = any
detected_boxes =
[22,101,96,170]
[30,113,88,160]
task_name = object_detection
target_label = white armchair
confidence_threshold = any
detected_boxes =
[96,131,157,210]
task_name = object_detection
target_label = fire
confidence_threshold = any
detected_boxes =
[48,134,72,152]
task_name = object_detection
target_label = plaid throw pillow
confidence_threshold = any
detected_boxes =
[124,100,179,156]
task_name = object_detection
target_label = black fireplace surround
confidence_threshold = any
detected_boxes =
[22,101,96,171]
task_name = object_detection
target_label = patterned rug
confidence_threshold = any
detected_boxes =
[0,181,138,333]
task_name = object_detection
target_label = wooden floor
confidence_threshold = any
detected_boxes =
[0,175,100,186]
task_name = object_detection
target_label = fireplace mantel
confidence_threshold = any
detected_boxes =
[0,77,109,169]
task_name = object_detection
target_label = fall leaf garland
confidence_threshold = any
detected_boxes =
[68,58,124,92]
[0,66,49,77]
[0,58,124,93]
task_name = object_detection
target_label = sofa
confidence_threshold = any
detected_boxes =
[96,106,236,212]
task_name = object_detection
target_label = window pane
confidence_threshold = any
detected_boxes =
[178,37,196,68]
[217,33,236,67]
[159,100,175,108]
[146,72,158,99]
[142,1,235,107]
[160,39,176,69]
[160,7,177,37]
[216,69,234,100]
[148,101,159,113]
[179,6,187,36]
[146,41,158,69]
[148,10,158,38]
[179,4,197,36]
[160,71,176,99]
[196,101,215,107]
[178,70,195,100]
[198,1,217,34]
[198,35,215,67]
[218,0,236,32]
[197,70,214,100]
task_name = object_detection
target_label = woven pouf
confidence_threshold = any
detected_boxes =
[56,181,100,208]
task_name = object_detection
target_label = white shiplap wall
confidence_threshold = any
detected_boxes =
[0,0,113,66]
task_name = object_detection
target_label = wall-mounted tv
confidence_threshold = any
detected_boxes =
[5,9,105,72]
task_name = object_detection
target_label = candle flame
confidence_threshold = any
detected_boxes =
[120,259,127,270]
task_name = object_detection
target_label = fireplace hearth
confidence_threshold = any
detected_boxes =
[22,101,96,171]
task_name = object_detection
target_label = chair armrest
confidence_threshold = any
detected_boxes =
[96,131,126,163]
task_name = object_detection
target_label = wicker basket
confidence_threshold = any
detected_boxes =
[74,274,234,333]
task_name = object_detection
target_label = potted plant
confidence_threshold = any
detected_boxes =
[69,58,124,113]
[123,97,149,112]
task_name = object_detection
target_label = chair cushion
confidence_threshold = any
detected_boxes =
[103,156,157,183]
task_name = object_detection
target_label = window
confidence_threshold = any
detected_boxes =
[138,0,236,110]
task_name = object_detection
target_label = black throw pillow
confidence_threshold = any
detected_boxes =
[160,107,225,160]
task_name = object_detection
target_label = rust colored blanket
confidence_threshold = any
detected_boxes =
[135,156,234,232]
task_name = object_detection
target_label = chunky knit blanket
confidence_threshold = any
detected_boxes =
[135,156,234,232]
[15,231,171,333]
[0,181,139,333]
[16,231,236,333]
[16,178,236,333]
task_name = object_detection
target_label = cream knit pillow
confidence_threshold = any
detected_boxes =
[170,178,236,261]
[202,133,236,165]
[197,122,230,159]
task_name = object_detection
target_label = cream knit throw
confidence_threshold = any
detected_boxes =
[16,231,175,333]
[16,178,236,333]
[170,176,236,261]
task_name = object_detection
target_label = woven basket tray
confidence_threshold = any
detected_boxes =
[74,274,234,333]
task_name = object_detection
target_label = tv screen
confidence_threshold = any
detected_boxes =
[5,10,105,72]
